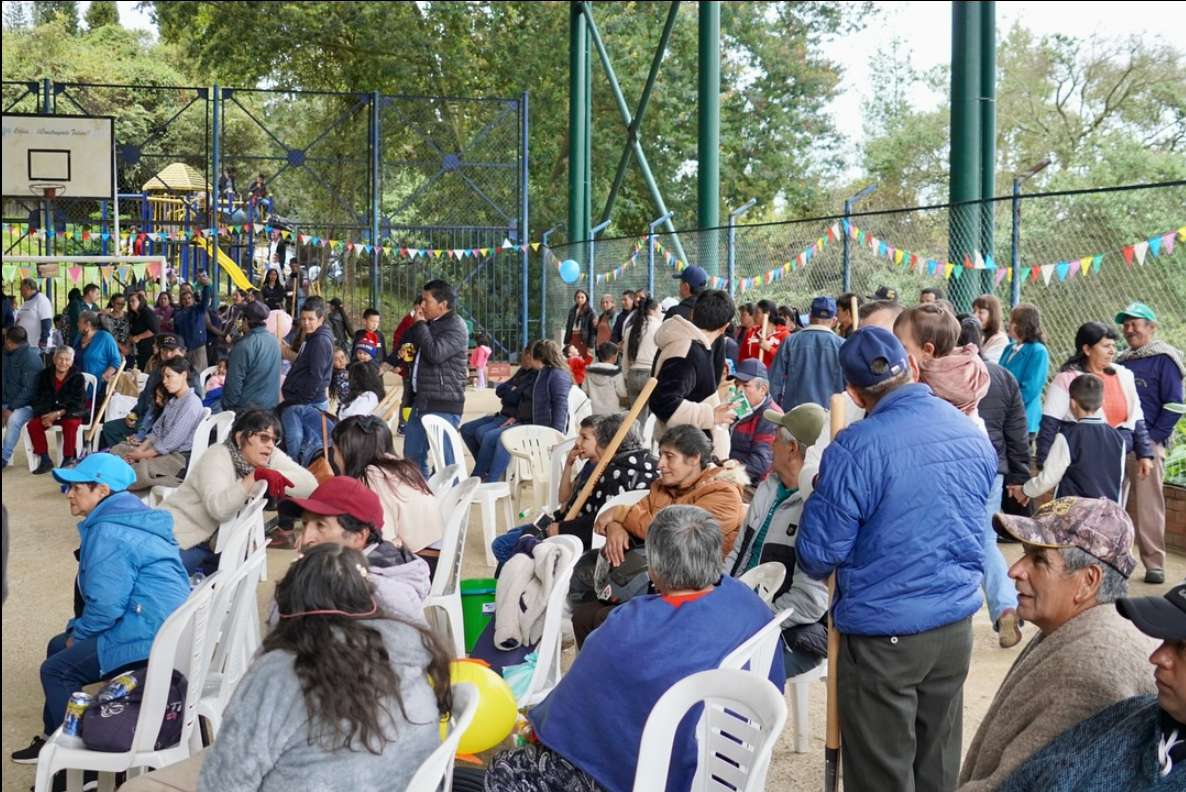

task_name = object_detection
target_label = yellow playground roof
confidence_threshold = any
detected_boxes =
[141,162,211,193]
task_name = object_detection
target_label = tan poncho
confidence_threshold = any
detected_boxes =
[957,603,1158,791]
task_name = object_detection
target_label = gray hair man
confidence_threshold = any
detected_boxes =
[957,497,1158,791]
[725,403,830,677]
[1114,301,1185,586]
[16,277,53,350]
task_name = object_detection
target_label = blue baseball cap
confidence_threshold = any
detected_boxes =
[672,265,708,289]
[728,358,769,382]
[52,453,137,493]
[811,295,837,319]
[840,326,910,388]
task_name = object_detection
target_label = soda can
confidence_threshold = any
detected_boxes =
[62,692,91,737]
[98,673,138,703]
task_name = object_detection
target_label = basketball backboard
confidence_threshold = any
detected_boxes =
[2,113,114,200]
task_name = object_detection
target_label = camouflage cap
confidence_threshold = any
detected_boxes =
[992,497,1136,577]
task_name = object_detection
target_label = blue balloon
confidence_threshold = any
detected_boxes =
[559,258,581,283]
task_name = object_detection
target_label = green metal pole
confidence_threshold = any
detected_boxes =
[980,0,996,297]
[698,1,721,273]
[585,22,593,274]
[949,1,981,312]
[568,2,588,250]
[581,1,689,268]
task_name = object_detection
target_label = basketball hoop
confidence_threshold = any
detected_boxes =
[30,183,67,199]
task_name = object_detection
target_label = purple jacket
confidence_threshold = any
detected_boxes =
[1119,353,1185,445]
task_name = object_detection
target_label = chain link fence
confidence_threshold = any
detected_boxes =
[545,181,1184,479]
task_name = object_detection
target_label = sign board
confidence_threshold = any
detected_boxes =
[2,113,115,199]
[36,262,60,278]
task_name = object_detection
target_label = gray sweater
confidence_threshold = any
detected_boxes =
[198,619,443,792]
[223,326,282,412]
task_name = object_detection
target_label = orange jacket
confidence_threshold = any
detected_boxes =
[611,464,749,556]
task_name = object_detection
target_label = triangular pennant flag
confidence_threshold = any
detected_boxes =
[993,267,1007,288]
[1041,264,1055,286]
[1079,256,1092,272]
[68,266,83,283]
[146,262,161,279]
[963,253,972,269]
[910,254,918,270]
[943,263,954,280]
[1091,254,1103,272]
[1148,235,1162,257]
[1068,261,1081,279]
[1134,241,1148,266]
[984,253,996,270]
[1122,246,1134,266]
[975,251,984,269]
[99,266,114,282]
[951,265,962,281]
[893,249,903,265]
[1178,226,1185,242]
[828,223,839,241]
[1056,262,1070,281]
[502,239,513,250]
[1163,232,1176,256]
[1029,266,1039,283]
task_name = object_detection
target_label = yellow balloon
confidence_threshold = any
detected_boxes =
[440,660,518,755]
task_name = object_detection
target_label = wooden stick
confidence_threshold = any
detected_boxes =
[824,391,846,792]
[563,376,658,521]
[86,358,128,446]
[850,294,860,331]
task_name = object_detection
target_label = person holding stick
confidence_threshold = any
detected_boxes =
[797,326,997,792]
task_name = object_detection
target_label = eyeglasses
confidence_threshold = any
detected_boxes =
[251,433,278,445]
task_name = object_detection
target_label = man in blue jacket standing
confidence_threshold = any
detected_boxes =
[797,326,997,792]
[10,454,189,764]
[768,294,845,411]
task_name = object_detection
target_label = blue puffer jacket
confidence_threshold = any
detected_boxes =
[69,491,190,675]
[797,383,997,636]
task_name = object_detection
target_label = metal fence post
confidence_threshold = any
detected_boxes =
[1010,159,1050,307]
[727,199,756,294]
[541,224,561,343]
[648,211,674,297]
[210,83,221,305]
[589,218,611,292]
[842,183,877,292]
[370,90,381,310]
[520,92,530,353]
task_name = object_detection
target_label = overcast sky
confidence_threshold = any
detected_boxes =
[58,1,1186,168]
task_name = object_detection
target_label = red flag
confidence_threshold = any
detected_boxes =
[1121,246,1134,266]
[963,253,972,268]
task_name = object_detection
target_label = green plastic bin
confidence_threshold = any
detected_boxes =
[460,577,498,653]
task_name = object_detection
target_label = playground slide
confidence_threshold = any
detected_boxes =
[194,237,254,291]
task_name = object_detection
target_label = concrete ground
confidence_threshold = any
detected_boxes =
[2,386,1179,791]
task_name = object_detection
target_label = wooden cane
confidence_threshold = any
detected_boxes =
[823,391,847,792]
[85,358,128,447]
[563,376,658,521]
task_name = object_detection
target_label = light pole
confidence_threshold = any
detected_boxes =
[541,222,563,344]
[1011,158,1050,306]
[647,210,675,297]
[842,183,877,292]
[727,199,756,295]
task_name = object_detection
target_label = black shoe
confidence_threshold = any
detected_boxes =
[32,454,54,475]
[60,457,78,469]
[37,769,100,792]
[11,734,46,764]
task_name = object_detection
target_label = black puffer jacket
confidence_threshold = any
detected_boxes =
[980,359,1031,483]
[32,368,89,420]
[404,311,468,414]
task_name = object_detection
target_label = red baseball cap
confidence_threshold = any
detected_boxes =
[279,476,384,533]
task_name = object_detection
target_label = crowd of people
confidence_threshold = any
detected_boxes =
[2,263,1183,792]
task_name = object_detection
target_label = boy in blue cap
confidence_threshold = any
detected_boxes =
[10,454,189,764]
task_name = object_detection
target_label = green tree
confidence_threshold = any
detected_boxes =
[4,1,31,32]
[32,0,77,33]
[84,0,119,29]
[144,1,871,240]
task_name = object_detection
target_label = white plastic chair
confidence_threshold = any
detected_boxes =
[148,409,234,506]
[211,481,269,577]
[546,437,578,515]
[423,414,514,567]
[642,412,658,453]
[566,384,592,437]
[88,391,138,453]
[22,372,98,469]
[34,575,218,792]
[516,535,582,708]
[197,365,218,393]
[737,563,787,606]
[427,462,462,499]
[501,425,566,519]
[785,659,829,754]
[197,546,267,741]
[720,608,794,681]
[592,488,649,550]
[405,683,479,792]
[631,669,788,792]
[423,476,480,657]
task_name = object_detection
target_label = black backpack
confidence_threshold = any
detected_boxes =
[81,668,188,753]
